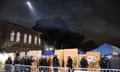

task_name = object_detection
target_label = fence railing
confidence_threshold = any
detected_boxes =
[38,66,69,72]
[0,64,70,72]
[0,64,120,72]
[73,68,120,72]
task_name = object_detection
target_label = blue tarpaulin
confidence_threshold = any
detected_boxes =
[91,43,118,56]
[78,51,85,54]
[42,50,54,56]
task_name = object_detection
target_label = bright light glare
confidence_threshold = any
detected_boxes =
[26,1,33,9]
[46,48,49,51]
[0,53,9,64]
[50,48,54,50]
[26,1,39,19]
[26,1,31,6]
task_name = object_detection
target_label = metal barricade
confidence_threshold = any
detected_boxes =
[0,64,5,72]
[0,64,37,72]
[0,64,13,72]
[14,64,37,72]
[2,65,120,72]
[38,66,70,72]
[72,68,120,72]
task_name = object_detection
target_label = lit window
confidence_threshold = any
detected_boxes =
[34,36,37,45]
[38,37,41,45]
[24,34,27,43]
[28,34,32,44]
[10,31,15,41]
[16,32,21,42]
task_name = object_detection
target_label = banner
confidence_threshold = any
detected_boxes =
[42,50,54,56]
[86,52,100,68]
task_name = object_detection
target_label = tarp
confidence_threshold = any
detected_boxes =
[91,43,120,56]
[42,50,54,56]
[78,51,85,54]
[112,45,120,52]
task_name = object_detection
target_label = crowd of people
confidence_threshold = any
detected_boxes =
[79,51,120,70]
[80,53,120,69]
[100,52,120,69]
[5,53,34,72]
[4,55,74,72]
[4,51,120,72]
[4,52,73,72]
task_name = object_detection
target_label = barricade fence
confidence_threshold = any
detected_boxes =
[0,64,70,72]
[72,68,120,72]
[38,66,69,72]
[0,64,38,72]
[0,64,120,72]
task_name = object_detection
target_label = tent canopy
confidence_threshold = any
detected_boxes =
[91,43,120,56]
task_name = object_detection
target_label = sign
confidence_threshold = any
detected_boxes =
[42,50,54,56]
[86,52,101,68]
[87,56,97,62]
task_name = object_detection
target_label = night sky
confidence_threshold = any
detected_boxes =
[0,0,120,47]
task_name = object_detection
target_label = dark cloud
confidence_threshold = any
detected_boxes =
[33,17,69,32]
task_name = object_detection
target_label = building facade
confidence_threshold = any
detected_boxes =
[0,20,43,52]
